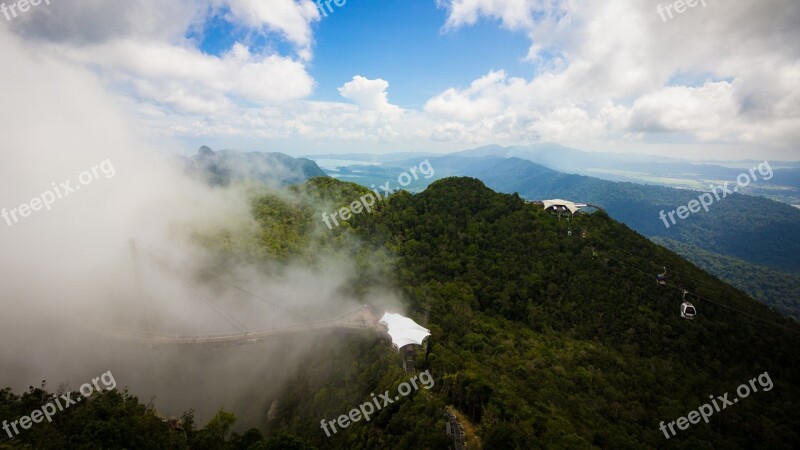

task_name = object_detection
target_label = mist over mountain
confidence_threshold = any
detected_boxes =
[3,0,800,448]
[8,175,796,448]
[233,177,800,448]
[181,146,326,187]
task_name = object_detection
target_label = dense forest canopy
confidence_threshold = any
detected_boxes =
[2,177,799,449]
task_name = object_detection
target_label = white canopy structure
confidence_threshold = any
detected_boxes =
[542,199,587,215]
[379,312,431,350]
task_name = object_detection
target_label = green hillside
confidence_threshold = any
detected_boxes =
[327,155,800,274]
[2,177,799,449]
[260,177,800,448]
[438,156,800,274]
[180,145,327,187]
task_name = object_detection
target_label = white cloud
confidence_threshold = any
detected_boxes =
[3,0,797,158]
[8,0,319,116]
[629,82,738,139]
[338,76,402,114]
[424,71,511,121]
[429,0,800,156]
[161,98,419,143]
[225,0,321,59]
[11,0,321,55]
[52,40,315,114]
[438,0,542,31]
[8,0,205,43]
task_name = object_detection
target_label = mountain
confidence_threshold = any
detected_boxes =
[450,144,800,205]
[301,151,438,163]
[452,143,800,180]
[416,156,800,273]
[3,177,799,449]
[312,145,800,206]
[262,177,800,448]
[180,145,327,186]
[325,154,800,320]
[451,142,684,170]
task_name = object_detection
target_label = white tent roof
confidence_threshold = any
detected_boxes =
[379,312,430,350]
[542,199,587,214]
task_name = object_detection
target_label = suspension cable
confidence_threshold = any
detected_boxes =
[597,240,763,305]
[133,238,311,322]
[130,240,153,337]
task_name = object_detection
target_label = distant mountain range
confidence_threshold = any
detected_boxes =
[302,152,800,319]
[452,143,800,171]
[452,144,800,205]
[259,175,800,448]
[302,148,800,270]
[182,145,800,320]
[405,155,800,270]
[305,144,800,205]
[180,145,326,187]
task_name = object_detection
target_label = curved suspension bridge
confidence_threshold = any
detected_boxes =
[99,239,388,347]
[100,304,384,346]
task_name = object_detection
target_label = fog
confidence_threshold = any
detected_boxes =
[0,26,402,426]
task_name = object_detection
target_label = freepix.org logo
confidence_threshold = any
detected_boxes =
[1,0,51,22]
[2,371,117,439]
[656,0,707,23]
[658,371,773,439]
[320,370,434,437]
[659,161,772,229]
[321,159,434,230]
[316,0,346,18]
[1,159,116,228]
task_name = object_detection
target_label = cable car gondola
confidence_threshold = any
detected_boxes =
[680,291,696,319]
[657,267,667,286]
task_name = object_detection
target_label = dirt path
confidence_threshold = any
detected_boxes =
[446,405,482,450]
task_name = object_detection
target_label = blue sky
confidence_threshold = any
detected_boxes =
[194,0,534,108]
[4,0,797,160]
[309,0,532,107]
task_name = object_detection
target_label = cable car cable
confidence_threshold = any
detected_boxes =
[595,240,764,306]
[596,248,800,335]
[132,239,312,322]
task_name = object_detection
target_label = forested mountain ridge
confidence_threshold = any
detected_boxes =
[265,177,800,448]
[420,156,800,273]
[383,155,800,321]
[2,177,798,449]
[443,144,800,207]
[330,153,800,271]
[180,145,326,187]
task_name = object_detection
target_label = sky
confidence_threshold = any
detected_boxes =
[3,0,799,159]
[0,5,408,421]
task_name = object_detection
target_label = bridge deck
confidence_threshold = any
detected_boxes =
[99,305,383,346]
